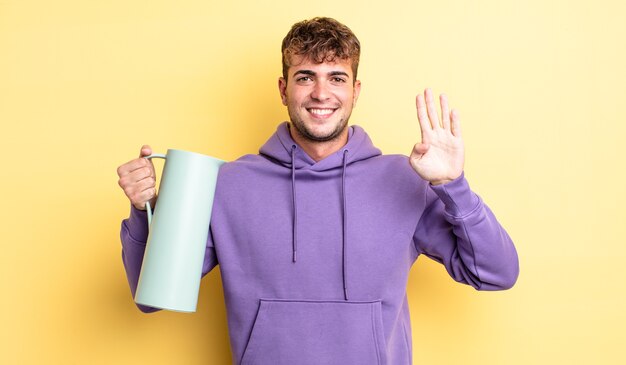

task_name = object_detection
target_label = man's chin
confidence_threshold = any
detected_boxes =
[295,122,347,142]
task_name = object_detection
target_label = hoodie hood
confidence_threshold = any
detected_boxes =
[259,122,381,300]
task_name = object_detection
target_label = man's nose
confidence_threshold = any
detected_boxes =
[310,81,330,101]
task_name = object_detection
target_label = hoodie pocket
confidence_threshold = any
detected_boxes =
[241,299,387,365]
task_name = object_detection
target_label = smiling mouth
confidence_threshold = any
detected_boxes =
[307,108,336,118]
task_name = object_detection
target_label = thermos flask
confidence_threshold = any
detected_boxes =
[134,149,225,312]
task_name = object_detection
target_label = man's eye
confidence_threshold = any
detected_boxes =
[297,76,312,82]
[332,77,346,83]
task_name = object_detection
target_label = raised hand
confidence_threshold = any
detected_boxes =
[409,88,465,185]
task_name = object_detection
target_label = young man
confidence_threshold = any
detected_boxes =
[117,17,519,365]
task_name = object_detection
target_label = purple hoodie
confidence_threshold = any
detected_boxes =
[120,122,519,365]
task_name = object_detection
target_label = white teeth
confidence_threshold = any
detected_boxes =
[309,108,334,116]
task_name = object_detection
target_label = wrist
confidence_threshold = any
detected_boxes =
[430,178,453,186]
[430,172,463,186]
[133,196,157,211]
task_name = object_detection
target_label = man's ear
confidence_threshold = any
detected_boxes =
[278,77,288,106]
[353,80,362,106]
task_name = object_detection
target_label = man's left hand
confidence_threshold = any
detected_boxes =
[409,88,465,185]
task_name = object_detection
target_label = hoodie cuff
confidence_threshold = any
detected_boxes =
[429,172,480,218]
[126,205,150,243]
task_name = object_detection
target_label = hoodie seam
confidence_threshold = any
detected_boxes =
[371,304,382,365]
[258,298,382,304]
[413,185,433,255]
[402,319,411,363]
[458,219,483,290]
[442,193,482,220]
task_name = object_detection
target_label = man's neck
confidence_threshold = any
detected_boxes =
[288,124,349,162]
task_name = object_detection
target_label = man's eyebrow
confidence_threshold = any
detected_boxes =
[329,71,350,78]
[292,70,351,78]
[293,70,316,78]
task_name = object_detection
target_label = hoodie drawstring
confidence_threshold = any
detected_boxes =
[291,145,298,263]
[341,150,349,301]
[290,146,350,301]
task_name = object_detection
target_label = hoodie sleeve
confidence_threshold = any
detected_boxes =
[120,205,219,313]
[413,172,519,290]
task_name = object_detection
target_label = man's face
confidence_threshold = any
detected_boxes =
[279,55,361,142]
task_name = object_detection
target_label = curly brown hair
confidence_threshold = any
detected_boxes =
[281,17,361,82]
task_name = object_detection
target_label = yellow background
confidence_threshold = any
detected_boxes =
[1,0,624,364]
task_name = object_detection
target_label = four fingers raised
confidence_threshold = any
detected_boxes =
[416,88,460,135]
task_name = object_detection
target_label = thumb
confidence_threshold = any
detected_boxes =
[411,142,429,158]
[139,144,152,158]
